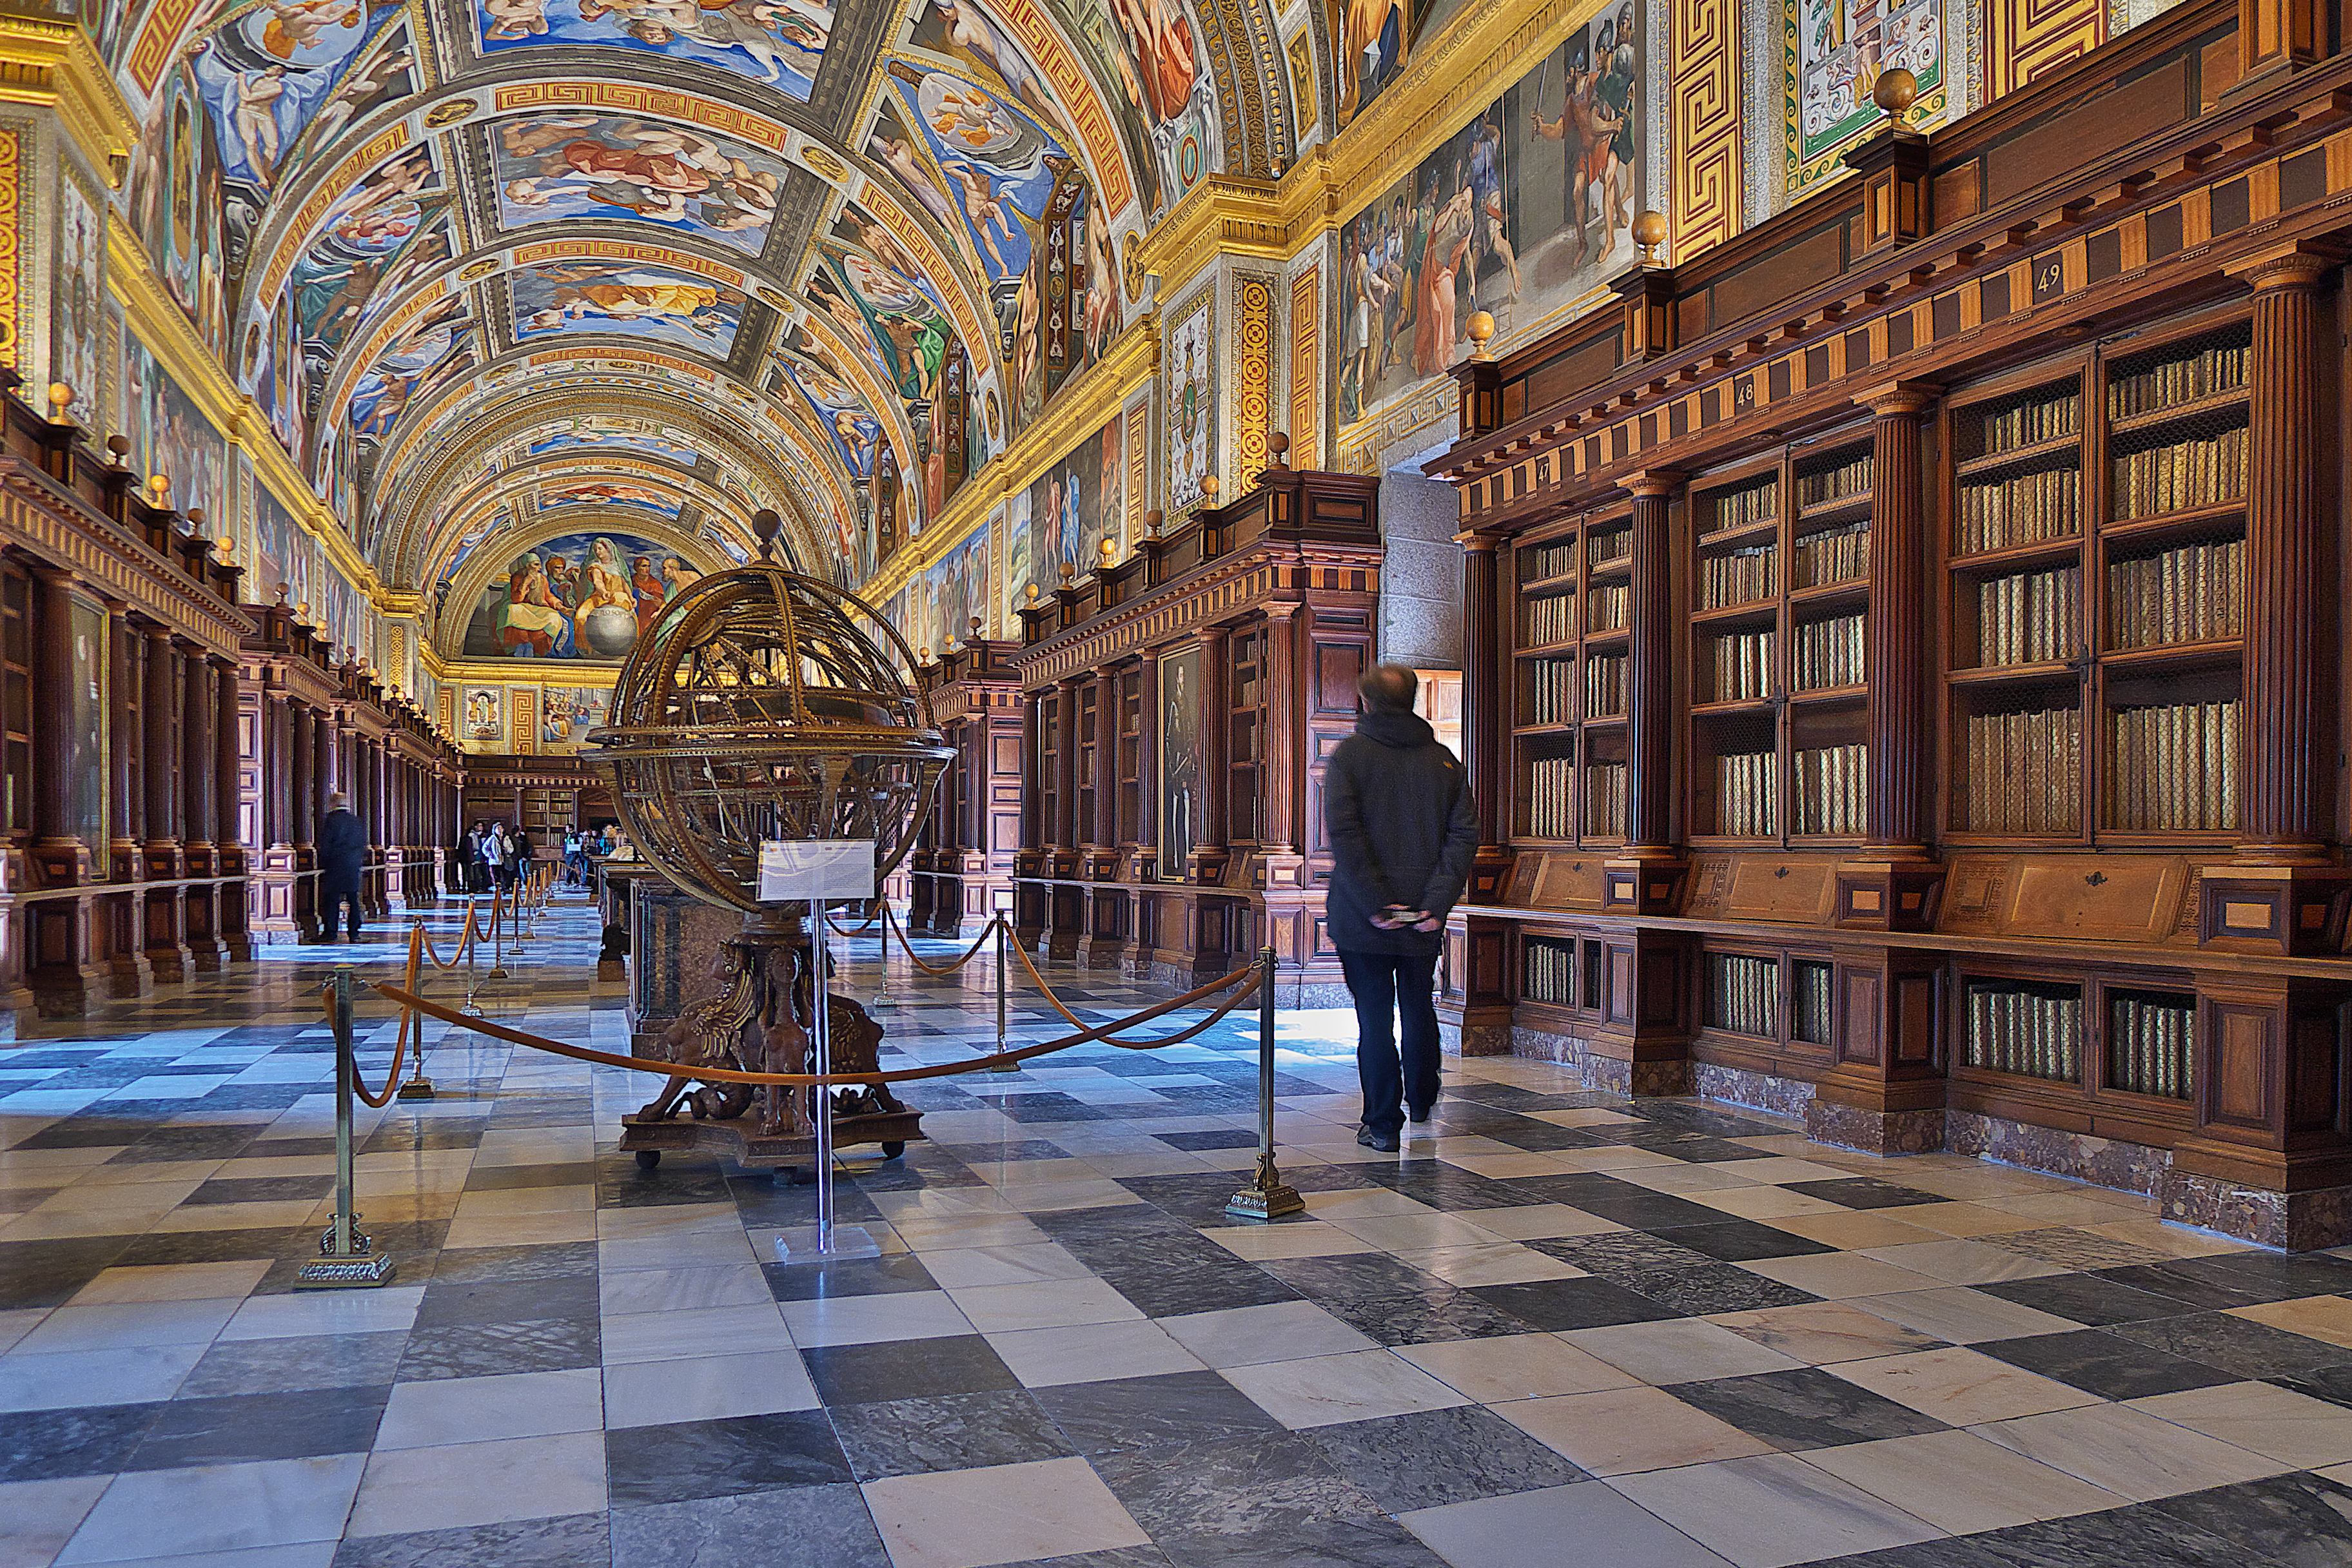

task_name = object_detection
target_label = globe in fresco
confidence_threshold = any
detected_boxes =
[585,514,952,916]
[580,603,642,659]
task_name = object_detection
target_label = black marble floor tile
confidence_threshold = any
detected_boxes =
[1081,1173,1253,1230]
[2161,1250,2352,1301]
[604,1483,890,1568]
[1469,1276,1684,1331]
[2271,1364,2352,1411]
[0,1400,164,1482]
[412,1273,601,1328]
[460,1161,602,1191]
[1975,1272,2201,1326]
[1091,1429,1386,1539]
[606,1409,854,1507]
[1304,1404,1587,1512]
[1036,1370,1289,1458]
[1972,1328,2240,1400]
[0,1235,135,1308]
[1612,1262,1822,1316]
[1667,1366,1952,1450]
[1476,1121,1605,1153]
[762,1251,938,1302]
[124,1384,391,1469]
[1260,1253,1449,1300]
[1315,1287,1542,1346]
[828,1386,1075,1478]
[1531,1231,1718,1273]
[393,1317,601,1381]
[799,1333,1019,1406]
[2150,1471,2352,1568]
[179,1329,413,1397]
[423,1240,600,1284]
[1153,1130,1262,1151]
[1655,1218,1843,1262]
[1799,1542,2008,1568]
[2108,1310,2352,1379]
[1962,1501,2245,1566]
[1153,1516,1451,1568]
[330,1512,613,1568]
[1361,1163,1546,1213]
[1000,1549,1175,1568]
[1781,1177,1949,1209]
[357,1124,485,1154]
[2092,1260,2289,1311]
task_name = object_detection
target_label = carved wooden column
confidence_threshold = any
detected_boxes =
[141,626,181,877]
[1014,689,1045,949]
[181,649,221,970]
[1079,665,1124,967]
[1258,603,1302,865]
[289,701,318,939]
[1606,471,1686,914]
[1046,674,1085,958]
[1189,623,1230,887]
[2205,244,2349,954]
[310,703,331,831]
[1437,530,1513,1052]
[215,657,248,961]
[26,571,101,1010]
[1836,383,1945,932]
[102,605,149,997]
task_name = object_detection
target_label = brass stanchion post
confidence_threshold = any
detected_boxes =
[395,926,435,1099]
[990,912,1014,1070]
[1226,946,1302,1221]
[486,883,510,980]
[295,966,397,1286]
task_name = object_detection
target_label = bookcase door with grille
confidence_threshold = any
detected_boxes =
[1511,511,1631,844]
[1689,436,1873,845]
[1941,313,2249,845]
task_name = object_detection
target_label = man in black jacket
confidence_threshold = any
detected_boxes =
[318,792,368,943]
[1324,665,1478,1152]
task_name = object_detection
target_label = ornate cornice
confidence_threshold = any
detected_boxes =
[0,17,135,181]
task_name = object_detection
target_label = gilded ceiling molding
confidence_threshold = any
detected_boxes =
[0,17,136,179]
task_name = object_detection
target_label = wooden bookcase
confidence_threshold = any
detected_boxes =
[1685,433,1875,847]
[1507,507,1631,844]
[1941,311,2249,847]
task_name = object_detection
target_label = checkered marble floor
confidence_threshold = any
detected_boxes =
[5,900,2352,1567]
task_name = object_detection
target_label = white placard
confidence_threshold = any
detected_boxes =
[758,839,877,902]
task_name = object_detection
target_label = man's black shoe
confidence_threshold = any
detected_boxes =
[1357,1127,1401,1152]
[1407,1104,1433,1124]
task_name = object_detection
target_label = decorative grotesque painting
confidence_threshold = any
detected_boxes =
[1789,0,1945,191]
[461,530,707,661]
[1336,0,1644,427]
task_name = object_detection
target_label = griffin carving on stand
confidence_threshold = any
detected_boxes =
[641,945,761,1124]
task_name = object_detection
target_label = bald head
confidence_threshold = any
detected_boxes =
[1359,663,1418,714]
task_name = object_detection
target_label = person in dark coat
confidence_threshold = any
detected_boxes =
[1323,664,1478,1151]
[318,792,369,942]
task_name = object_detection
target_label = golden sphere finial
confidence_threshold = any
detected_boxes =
[1467,311,1496,361]
[1202,473,1220,500]
[1632,209,1668,264]
[148,474,170,505]
[1024,581,1039,603]
[46,384,72,423]
[1874,66,1918,117]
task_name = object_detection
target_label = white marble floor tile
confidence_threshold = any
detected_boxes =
[1974,1402,2288,1501]
[2126,1380,2352,1468]
[862,1456,1150,1568]
[1395,1333,1640,1403]
[779,1288,973,1347]
[59,1453,368,1564]
[343,1432,607,1538]
[602,1348,822,1427]
[984,1319,1208,1387]
[1219,1347,1471,1429]
[1403,1482,1736,1568]
[1155,1299,1378,1368]
[1799,1427,2126,1533]
[373,1366,607,1449]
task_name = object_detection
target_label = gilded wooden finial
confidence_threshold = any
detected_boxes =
[1467,311,1496,361]
[46,384,72,424]
[148,474,170,507]
[1097,537,1117,569]
[1874,67,1918,117]
[1202,474,1220,500]
[1632,210,1667,264]
[105,435,130,467]
[1024,582,1039,603]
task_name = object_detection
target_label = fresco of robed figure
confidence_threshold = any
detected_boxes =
[461,529,705,661]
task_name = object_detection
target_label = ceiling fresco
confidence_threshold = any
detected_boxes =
[99,0,1297,603]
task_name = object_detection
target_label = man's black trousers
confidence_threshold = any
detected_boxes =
[1340,949,1440,1137]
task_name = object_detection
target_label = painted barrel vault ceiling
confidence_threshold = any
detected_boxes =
[96,0,1298,605]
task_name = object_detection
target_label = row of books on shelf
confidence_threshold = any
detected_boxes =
[1523,540,1576,582]
[1793,612,1867,690]
[1529,659,1575,725]
[1790,961,1832,1046]
[1589,531,1631,568]
[1589,583,1630,632]
[2110,342,2248,418]
[1963,984,2082,1082]
[1798,453,1874,509]
[1714,751,1778,837]
[2109,536,2244,648]
[1706,629,1776,701]
[1700,547,1776,610]
[1962,707,2082,834]
[1523,940,1578,1006]
[1980,391,2079,457]
[1709,480,1779,534]
[1525,593,1576,646]
[1977,566,2079,666]
[1795,523,1870,588]
[2112,426,2246,520]
[1957,466,2081,554]
[2110,699,2240,832]
[1524,757,1630,838]
[2109,995,2195,1099]
[1586,654,1626,718]
[1707,954,1780,1035]
[1792,743,1870,836]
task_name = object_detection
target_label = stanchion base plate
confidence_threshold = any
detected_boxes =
[774,1224,882,1262]
[1224,1184,1306,1222]
[293,1253,398,1288]
[394,1079,436,1100]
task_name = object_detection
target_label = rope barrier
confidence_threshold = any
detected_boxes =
[375,953,1262,1086]
[881,903,1001,976]
[323,977,415,1109]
